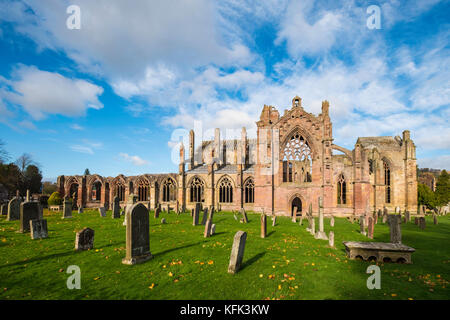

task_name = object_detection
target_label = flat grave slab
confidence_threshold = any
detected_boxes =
[343,241,415,264]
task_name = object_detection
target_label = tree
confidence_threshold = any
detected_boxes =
[435,170,450,206]
[42,181,58,195]
[84,168,90,175]
[0,139,9,164]
[15,153,38,173]
[23,165,42,194]
[417,183,437,209]
[0,163,21,198]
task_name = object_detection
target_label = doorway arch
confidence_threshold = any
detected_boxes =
[291,197,302,216]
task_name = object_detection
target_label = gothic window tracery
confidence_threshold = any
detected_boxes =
[162,178,176,202]
[190,177,205,203]
[337,174,346,204]
[244,178,254,203]
[282,132,312,183]
[218,177,233,203]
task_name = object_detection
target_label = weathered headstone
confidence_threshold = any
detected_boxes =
[387,214,402,243]
[204,218,212,238]
[207,207,214,222]
[122,203,152,265]
[192,207,199,226]
[330,216,335,227]
[373,211,378,224]
[1,203,7,215]
[75,227,95,251]
[30,219,48,239]
[405,211,410,222]
[261,214,267,238]
[272,215,277,226]
[20,201,40,233]
[433,215,438,225]
[98,206,106,217]
[161,218,166,224]
[154,207,161,219]
[377,209,382,218]
[228,231,247,274]
[299,216,303,226]
[191,208,194,217]
[7,197,20,221]
[62,197,73,219]
[315,197,328,240]
[367,217,374,239]
[382,214,388,224]
[211,224,216,235]
[360,216,367,236]
[201,208,208,225]
[329,231,334,248]
[195,203,201,219]
[112,196,120,219]
[241,208,248,223]
[309,218,315,235]
[414,217,419,225]
[78,207,83,214]
[419,217,426,230]
[383,206,388,216]
[395,206,400,214]
[292,207,298,222]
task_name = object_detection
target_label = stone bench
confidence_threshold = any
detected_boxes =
[343,241,415,264]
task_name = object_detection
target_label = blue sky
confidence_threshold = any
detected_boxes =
[0,0,449,181]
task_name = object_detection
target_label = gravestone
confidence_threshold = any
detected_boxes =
[387,215,402,244]
[98,207,106,217]
[20,201,40,233]
[414,217,419,225]
[433,215,438,225]
[75,227,95,251]
[228,231,247,274]
[377,209,382,218]
[195,203,201,219]
[315,197,328,240]
[383,206,388,216]
[299,216,303,226]
[272,216,277,227]
[191,208,194,217]
[161,218,166,224]
[120,210,125,216]
[7,197,21,221]
[154,207,161,219]
[395,206,400,214]
[204,219,212,238]
[405,211,410,222]
[382,214,388,224]
[62,197,73,219]
[78,207,83,214]
[233,212,238,221]
[112,196,120,219]
[419,217,426,230]
[360,217,367,236]
[30,219,48,239]
[373,211,378,224]
[201,208,208,225]
[330,216,335,227]
[122,203,152,265]
[192,207,199,226]
[241,208,248,223]
[308,203,313,217]
[261,214,267,238]
[207,207,214,223]
[368,217,374,239]
[175,201,180,215]
[309,218,315,235]
[211,224,216,235]
[329,231,334,248]
[292,207,298,222]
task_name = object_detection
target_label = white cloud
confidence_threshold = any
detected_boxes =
[119,153,149,166]
[1,65,103,120]
[70,124,84,130]
[70,140,103,155]
[18,120,36,130]
[70,145,94,155]
[418,155,450,170]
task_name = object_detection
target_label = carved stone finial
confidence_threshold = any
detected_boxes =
[292,96,302,108]
[322,100,329,115]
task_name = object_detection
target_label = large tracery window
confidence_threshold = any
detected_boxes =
[218,177,233,203]
[337,174,346,205]
[162,178,176,202]
[190,177,205,203]
[137,180,149,202]
[244,178,254,203]
[116,183,125,201]
[282,132,312,183]
[384,160,391,203]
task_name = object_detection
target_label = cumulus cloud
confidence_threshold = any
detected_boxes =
[418,155,450,170]
[1,65,103,120]
[119,153,149,166]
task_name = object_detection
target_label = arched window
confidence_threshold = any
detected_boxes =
[282,132,312,183]
[218,177,233,203]
[116,183,125,201]
[384,160,391,203]
[190,177,205,203]
[244,178,254,203]
[137,179,149,201]
[162,178,176,202]
[92,181,102,201]
[337,174,346,204]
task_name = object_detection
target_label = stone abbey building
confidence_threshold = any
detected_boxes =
[57,96,418,216]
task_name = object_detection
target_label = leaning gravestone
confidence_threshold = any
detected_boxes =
[75,228,95,251]
[78,207,83,214]
[228,231,247,274]
[204,219,212,238]
[207,207,214,222]
[7,197,21,221]
[98,207,106,217]
[122,203,152,265]
[419,217,426,230]
[309,218,315,236]
[20,202,40,233]
[387,214,402,244]
[201,208,208,225]
[272,216,277,227]
[241,208,248,223]
[192,207,199,226]
[195,203,201,218]
[30,219,48,239]
[382,214,388,224]
[360,217,367,236]
[330,216,335,227]
[377,209,382,218]
[433,215,438,225]
[62,197,73,219]
[154,207,161,219]
[1,204,7,215]
[405,211,410,222]
[112,196,120,219]
[383,206,388,216]
[299,216,303,226]
[261,214,267,238]
[211,224,216,235]
[292,207,298,222]
[161,218,166,224]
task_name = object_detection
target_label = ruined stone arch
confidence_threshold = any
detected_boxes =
[161,176,177,202]
[287,193,306,216]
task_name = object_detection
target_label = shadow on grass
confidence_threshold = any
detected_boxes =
[240,252,266,271]
[266,231,275,238]
[0,250,77,269]
[212,232,226,236]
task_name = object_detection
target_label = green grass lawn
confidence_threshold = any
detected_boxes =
[0,209,449,300]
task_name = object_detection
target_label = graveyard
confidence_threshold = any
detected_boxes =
[0,207,449,300]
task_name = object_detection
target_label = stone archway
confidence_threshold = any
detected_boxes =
[291,197,302,217]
